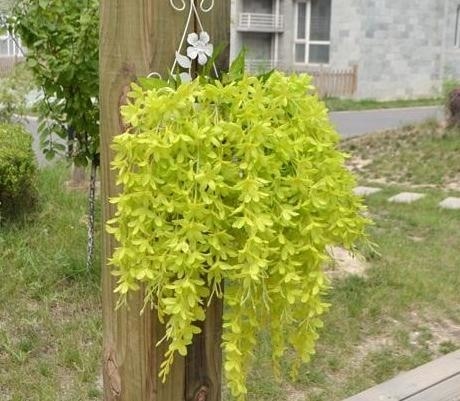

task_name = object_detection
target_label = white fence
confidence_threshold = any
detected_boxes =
[238,13,284,32]
[246,60,358,97]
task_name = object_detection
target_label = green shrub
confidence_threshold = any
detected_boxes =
[442,78,460,99]
[0,123,37,220]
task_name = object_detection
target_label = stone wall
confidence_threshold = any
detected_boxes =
[357,0,445,99]
[329,0,361,71]
[330,0,460,99]
[230,0,460,100]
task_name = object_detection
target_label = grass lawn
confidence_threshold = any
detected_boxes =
[325,97,442,112]
[0,165,102,401]
[1,123,460,400]
[249,188,460,401]
[341,121,460,189]
[246,124,460,400]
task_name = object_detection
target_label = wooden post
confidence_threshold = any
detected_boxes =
[100,2,229,401]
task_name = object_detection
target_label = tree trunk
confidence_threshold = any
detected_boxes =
[100,2,230,400]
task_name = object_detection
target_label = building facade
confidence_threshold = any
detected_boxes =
[230,0,460,100]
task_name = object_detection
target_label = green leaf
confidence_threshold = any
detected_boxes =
[256,68,275,83]
[202,41,228,77]
[138,77,170,91]
[224,48,246,83]
[27,58,38,68]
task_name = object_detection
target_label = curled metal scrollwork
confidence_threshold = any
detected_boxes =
[169,0,186,11]
[169,0,214,12]
[199,0,214,12]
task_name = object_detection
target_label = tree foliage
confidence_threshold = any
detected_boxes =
[0,64,33,124]
[10,0,99,165]
[11,0,99,269]
[107,70,369,399]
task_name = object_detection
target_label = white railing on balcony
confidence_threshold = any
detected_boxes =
[238,13,284,32]
[0,33,23,58]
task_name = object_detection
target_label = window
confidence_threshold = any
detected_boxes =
[294,0,331,64]
[455,5,460,48]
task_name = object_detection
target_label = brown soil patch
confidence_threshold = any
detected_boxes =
[346,156,373,173]
[350,334,394,368]
[326,247,369,279]
[445,174,460,192]
[343,311,460,374]
[283,382,306,401]
[408,311,460,355]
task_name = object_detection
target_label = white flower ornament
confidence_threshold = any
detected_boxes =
[186,31,213,65]
[148,3,219,80]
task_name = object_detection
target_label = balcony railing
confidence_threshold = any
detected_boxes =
[238,13,284,32]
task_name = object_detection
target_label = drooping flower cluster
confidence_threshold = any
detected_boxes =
[108,71,369,400]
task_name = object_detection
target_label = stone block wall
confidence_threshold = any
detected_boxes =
[328,0,460,99]
[230,0,460,100]
[356,0,445,99]
[329,0,361,72]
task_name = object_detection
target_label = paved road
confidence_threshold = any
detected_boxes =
[22,106,444,166]
[329,106,443,138]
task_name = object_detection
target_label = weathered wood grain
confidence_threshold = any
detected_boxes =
[185,296,223,401]
[100,2,185,401]
[407,373,460,401]
[342,350,460,401]
[100,2,229,400]
[197,0,231,74]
